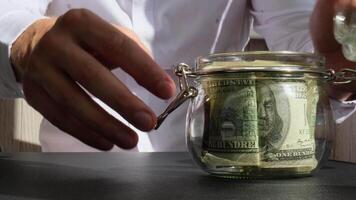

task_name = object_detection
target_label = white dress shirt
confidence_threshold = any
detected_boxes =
[2,0,350,152]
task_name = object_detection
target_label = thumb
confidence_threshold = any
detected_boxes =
[310,0,340,54]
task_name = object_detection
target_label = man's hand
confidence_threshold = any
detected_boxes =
[311,0,356,101]
[10,9,176,150]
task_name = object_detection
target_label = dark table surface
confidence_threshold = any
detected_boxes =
[0,152,356,200]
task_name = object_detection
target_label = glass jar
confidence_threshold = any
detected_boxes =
[155,51,356,179]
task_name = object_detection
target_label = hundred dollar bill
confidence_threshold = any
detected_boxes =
[201,73,260,167]
[200,72,318,172]
[258,79,318,172]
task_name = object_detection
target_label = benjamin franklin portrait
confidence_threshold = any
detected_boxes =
[256,83,283,152]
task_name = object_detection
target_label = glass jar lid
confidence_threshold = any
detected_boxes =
[194,51,326,75]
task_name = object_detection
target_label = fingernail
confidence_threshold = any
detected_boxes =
[157,76,176,99]
[120,131,139,149]
[133,111,154,131]
[98,140,114,151]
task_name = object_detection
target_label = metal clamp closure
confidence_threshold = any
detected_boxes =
[155,63,198,129]
[328,68,356,85]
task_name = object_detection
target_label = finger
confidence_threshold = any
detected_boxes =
[23,79,114,151]
[58,9,176,99]
[58,42,156,131]
[334,0,356,10]
[311,0,340,52]
[35,64,138,149]
[114,25,153,57]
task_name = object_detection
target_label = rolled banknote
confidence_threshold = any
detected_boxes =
[200,72,318,175]
[201,73,260,167]
[258,78,318,173]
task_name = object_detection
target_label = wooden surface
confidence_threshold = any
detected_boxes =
[0,99,41,152]
[333,112,356,162]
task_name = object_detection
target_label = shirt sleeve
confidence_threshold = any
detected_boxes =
[0,0,51,98]
[251,0,315,52]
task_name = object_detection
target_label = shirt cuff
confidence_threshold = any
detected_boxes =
[330,98,356,124]
[0,11,47,98]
